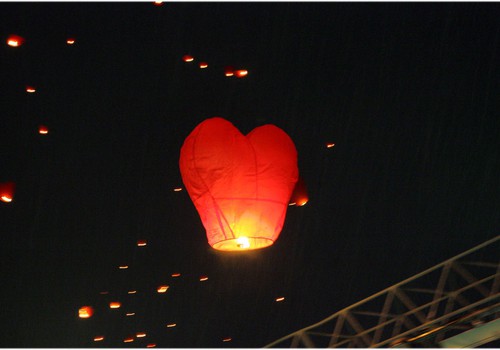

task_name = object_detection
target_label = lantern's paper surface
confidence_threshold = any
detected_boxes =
[179,117,298,251]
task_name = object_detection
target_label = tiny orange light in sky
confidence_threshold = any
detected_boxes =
[235,69,248,78]
[128,290,137,294]
[171,273,181,277]
[199,62,208,69]
[157,285,169,293]
[78,306,94,318]
[136,332,146,338]
[118,265,128,269]
[126,312,135,316]
[124,337,134,343]
[223,337,232,342]
[199,276,208,282]
[182,54,194,62]
[153,1,163,5]
[94,336,104,342]
[326,142,335,148]
[109,302,121,309]
[38,125,49,135]
[166,323,177,328]
[26,86,36,93]
[66,38,75,45]
[224,66,234,76]
[173,187,183,192]
[146,344,157,348]
[275,296,285,302]
[99,291,109,295]
[7,35,24,47]
[137,239,147,247]
[0,182,15,203]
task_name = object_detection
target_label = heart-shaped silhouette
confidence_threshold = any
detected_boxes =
[179,117,298,251]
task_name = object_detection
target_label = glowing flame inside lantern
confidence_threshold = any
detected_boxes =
[157,285,169,293]
[1,195,12,203]
[66,38,75,45]
[235,70,248,78]
[26,86,36,93]
[78,306,94,318]
[182,55,194,62]
[236,236,250,249]
[109,302,121,309]
[7,35,24,47]
[94,336,104,342]
[38,126,49,134]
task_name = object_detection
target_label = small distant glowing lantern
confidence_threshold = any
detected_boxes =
[171,273,181,277]
[153,1,163,5]
[289,175,308,206]
[26,86,36,93]
[275,296,285,302]
[136,332,146,338]
[199,276,208,282]
[7,35,24,47]
[124,337,134,343]
[0,182,15,203]
[99,291,109,295]
[179,117,298,251]
[118,265,128,269]
[66,38,75,45]
[126,312,135,317]
[38,125,49,135]
[147,344,157,348]
[137,239,147,247]
[182,54,194,62]
[223,337,232,342]
[234,69,248,78]
[157,285,169,293]
[199,62,208,69]
[326,142,335,148]
[173,187,182,192]
[94,336,104,342]
[166,323,176,328]
[224,66,234,77]
[128,290,137,294]
[109,302,121,309]
[78,306,94,318]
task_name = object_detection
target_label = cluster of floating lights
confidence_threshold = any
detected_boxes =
[2,2,338,345]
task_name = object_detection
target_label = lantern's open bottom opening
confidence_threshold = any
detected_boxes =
[212,237,274,251]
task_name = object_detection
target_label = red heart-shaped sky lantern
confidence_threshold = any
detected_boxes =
[179,117,298,251]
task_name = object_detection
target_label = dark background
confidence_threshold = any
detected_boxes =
[1,2,499,347]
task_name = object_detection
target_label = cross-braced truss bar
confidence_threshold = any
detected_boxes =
[265,235,500,348]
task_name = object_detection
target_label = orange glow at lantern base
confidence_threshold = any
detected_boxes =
[147,344,157,348]
[157,285,169,293]
[79,306,94,318]
[38,126,49,134]
[109,302,121,309]
[66,38,75,45]
[7,35,24,47]
[94,336,104,342]
[1,195,12,203]
[26,87,36,93]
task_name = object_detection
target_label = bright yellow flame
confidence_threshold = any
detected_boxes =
[236,236,250,249]
[136,332,146,338]
[199,276,208,282]
[1,196,12,203]
[166,323,176,328]
[39,129,48,134]
[78,306,93,318]
[157,285,169,293]
[109,302,121,309]
[94,336,104,342]
[275,296,285,302]
[7,39,19,47]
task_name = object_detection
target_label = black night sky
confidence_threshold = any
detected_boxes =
[1,2,499,348]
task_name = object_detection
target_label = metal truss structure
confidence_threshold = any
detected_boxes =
[265,235,500,348]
